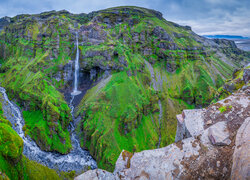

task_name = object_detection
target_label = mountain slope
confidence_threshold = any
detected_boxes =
[0,6,249,171]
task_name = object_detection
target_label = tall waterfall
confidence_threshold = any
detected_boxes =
[0,86,96,171]
[71,32,81,96]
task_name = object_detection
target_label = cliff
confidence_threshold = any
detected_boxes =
[75,71,250,179]
[0,6,249,171]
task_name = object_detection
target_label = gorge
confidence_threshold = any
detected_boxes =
[0,30,97,173]
[0,6,249,179]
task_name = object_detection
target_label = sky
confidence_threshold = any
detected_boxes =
[0,0,250,36]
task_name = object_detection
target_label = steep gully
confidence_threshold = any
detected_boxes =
[144,60,163,148]
[0,32,97,172]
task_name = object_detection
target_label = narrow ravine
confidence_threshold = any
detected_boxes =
[144,60,163,148]
[0,33,97,172]
[0,87,97,172]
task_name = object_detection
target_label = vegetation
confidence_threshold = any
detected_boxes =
[0,108,62,179]
[0,6,249,173]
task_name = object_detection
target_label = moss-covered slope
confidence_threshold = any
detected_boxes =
[0,100,65,180]
[0,6,249,172]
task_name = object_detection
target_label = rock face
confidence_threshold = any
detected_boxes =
[76,86,250,179]
[231,117,250,180]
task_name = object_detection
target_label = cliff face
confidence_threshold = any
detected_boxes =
[75,76,250,179]
[0,6,249,171]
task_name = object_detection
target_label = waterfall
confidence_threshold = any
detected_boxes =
[71,32,81,96]
[144,60,163,148]
[0,87,97,172]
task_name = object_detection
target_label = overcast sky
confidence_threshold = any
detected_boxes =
[0,0,249,36]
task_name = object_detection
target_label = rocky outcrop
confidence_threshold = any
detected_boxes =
[175,109,205,142]
[231,117,250,180]
[0,16,11,31]
[75,86,250,179]
[243,68,250,83]
[75,169,115,180]
[214,65,250,101]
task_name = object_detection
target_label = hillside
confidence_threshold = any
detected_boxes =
[0,6,249,174]
[76,75,250,179]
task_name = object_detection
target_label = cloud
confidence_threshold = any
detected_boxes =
[0,0,249,36]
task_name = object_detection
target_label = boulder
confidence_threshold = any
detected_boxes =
[243,68,250,84]
[114,137,201,179]
[231,117,250,180]
[208,121,231,146]
[74,169,116,180]
[175,109,205,142]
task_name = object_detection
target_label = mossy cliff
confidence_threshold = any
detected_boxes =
[0,6,249,172]
[213,64,250,101]
[0,100,66,180]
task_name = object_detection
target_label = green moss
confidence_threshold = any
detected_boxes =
[0,123,23,160]
[219,105,232,113]
[23,110,72,153]
[0,51,72,154]
[22,156,61,180]
[0,116,64,180]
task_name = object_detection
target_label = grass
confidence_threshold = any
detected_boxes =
[219,105,232,113]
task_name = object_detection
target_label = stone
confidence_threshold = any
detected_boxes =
[243,68,250,84]
[223,167,228,174]
[231,117,250,180]
[182,109,205,137]
[175,109,205,142]
[74,169,116,180]
[114,137,201,179]
[206,120,212,125]
[208,121,231,146]
[175,113,190,142]
[216,161,220,167]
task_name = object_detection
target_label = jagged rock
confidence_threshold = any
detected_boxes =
[208,121,231,146]
[231,117,250,180]
[75,169,116,180]
[152,26,173,42]
[114,137,201,179]
[77,87,250,179]
[175,109,205,142]
[243,68,250,84]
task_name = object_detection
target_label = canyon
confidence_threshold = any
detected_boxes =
[0,6,249,179]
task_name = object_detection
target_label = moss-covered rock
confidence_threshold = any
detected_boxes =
[0,123,23,160]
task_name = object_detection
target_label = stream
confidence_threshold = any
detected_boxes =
[0,32,97,172]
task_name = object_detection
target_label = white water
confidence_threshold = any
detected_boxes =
[71,32,81,96]
[144,60,163,148]
[0,87,97,172]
